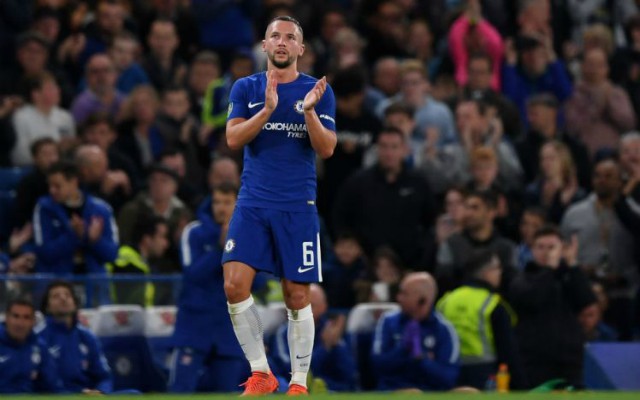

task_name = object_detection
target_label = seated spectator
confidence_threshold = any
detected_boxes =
[565,47,636,157]
[11,71,75,166]
[39,281,112,394]
[170,182,246,393]
[371,272,459,391]
[509,226,596,388]
[363,246,405,303]
[13,138,59,228]
[515,207,547,271]
[108,32,149,94]
[207,156,240,190]
[269,284,357,392]
[524,141,586,223]
[0,298,63,393]
[322,231,368,309]
[71,54,125,125]
[142,18,187,92]
[437,249,526,390]
[33,161,119,281]
[579,300,618,343]
[106,216,169,307]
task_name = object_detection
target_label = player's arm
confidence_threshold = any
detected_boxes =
[303,77,336,159]
[226,70,278,150]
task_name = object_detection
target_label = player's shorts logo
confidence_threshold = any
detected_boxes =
[294,100,305,114]
[224,239,236,253]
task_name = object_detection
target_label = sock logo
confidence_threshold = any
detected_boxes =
[295,354,311,359]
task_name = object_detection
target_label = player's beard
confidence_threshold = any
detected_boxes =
[269,50,295,69]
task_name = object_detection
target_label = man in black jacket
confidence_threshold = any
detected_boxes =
[509,225,596,388]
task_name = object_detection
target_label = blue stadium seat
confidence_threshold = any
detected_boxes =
[346,302,400,391]
[0,167,32,191]
[95,305,166,392]
[584,342,640,390]
[144,306,177,377]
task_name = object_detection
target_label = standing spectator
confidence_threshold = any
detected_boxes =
[0,299,63,394]
[11,71,75,166]
[169,183,247,393]
[142,18,187,92]
[13,138,59,228]
[33,161,119,279]
[438,249,526,390]
[361,0,409,64]
[435,187,467,247]
[565,47,636,157]
[371,272,459,391]
[39,281,113,394]
[515,207,547,271]
[71,54,125,125]
[333,127,436,268]
[436,190,517,296]
[448,0,504,91]
[516,93,592,188]
[269,284,357,392]
[509,226,596,388]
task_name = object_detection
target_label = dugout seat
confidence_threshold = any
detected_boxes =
[346,302,400,391]
[0,167,32,191]
[95,305,164,392]
[144,306,177,376]
[77,308,99,333]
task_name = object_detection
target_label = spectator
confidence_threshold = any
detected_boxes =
[524,141,587,223]
[515,93,592,189]
[108,31,149,94]
[437,249,526,390]
[170,182,247,392]
[13,138,59,228]
[71,54,125,125]
[0,96,20,167]
[434,187,467,247]
[405,19,441,81]
[362,246,405,303]
[269,284,357,392]
[207,156,241,190]
[371,272,459,391]
[610,15,640,121]
[309,7,348,76]
[436,190,517,296]
[371,57,401,100]
[509,226,596,388]
[0,224,35,306]
[515,207,547,271]
[106,216,169,307]
[0,298,63,394]
[333,127,436,268]
[362,0,409,64]
[565,47,636,157]
[322,231,368,309]
[11,71,75,166]
[502,34,573,123]
[39,281,113,393]
[117,164,192,276]
[187,51,221,126]
[579,301,618,342]
[448,0,504,91]
[33,161,119,280]
[160,148,202,209]
[142,18,187,92]
[326,27,366,72]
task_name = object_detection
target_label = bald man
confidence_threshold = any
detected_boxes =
[371,272,460,391]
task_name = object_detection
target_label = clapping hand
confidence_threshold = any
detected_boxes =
[265,70,278,111]
[303,76,327,111]
[87,216,104,243]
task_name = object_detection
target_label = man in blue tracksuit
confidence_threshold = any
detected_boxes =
[38,281,112,394]
[0,298,63,394]
[33,160,119,304]
[371,272,460,391]
[268,284,357,391]
[169,182,248,392]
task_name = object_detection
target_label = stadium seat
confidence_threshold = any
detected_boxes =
[77,308,99,333]
[0,167,32,191]
[95,305,165,392]
[346,302,400,391]
[144,306,177,376]
[257,301,288,341]
[584,342,640,390]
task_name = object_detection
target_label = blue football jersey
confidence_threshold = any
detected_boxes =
[227,72,336,212]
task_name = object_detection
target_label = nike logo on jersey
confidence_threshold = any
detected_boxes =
[49,345,61,358]
[0,355,10,363]
[295,354,311,359]
[248,101,265,109]
[297,266,314,273]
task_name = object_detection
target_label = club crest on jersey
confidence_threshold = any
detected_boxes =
[225,239,236,253]
[294,100,305,114]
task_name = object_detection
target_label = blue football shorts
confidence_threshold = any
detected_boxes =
[221,205,323,282]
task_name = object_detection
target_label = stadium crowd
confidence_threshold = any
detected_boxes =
[1,0,640,394]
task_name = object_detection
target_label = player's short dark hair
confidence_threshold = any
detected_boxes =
[6,297,35,314]
[47,160,79,180]
[384,102,414,119]
[213,181,239,197]
[30,137,57,157]
[268,15,304,39]
[533,224,562,241]
[332,65,367,98]
[40,280,80,314]
[131,215,167,247]
[466,189,498,209]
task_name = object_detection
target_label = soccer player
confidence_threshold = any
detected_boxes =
[170,182,248,392]
[222,15,337,396]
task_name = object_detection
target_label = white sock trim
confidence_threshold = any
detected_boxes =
[287,304,312,321]
[228,295,254,315]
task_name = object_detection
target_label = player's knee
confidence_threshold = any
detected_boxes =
[223,279,249,303]
[284,291,309,310]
